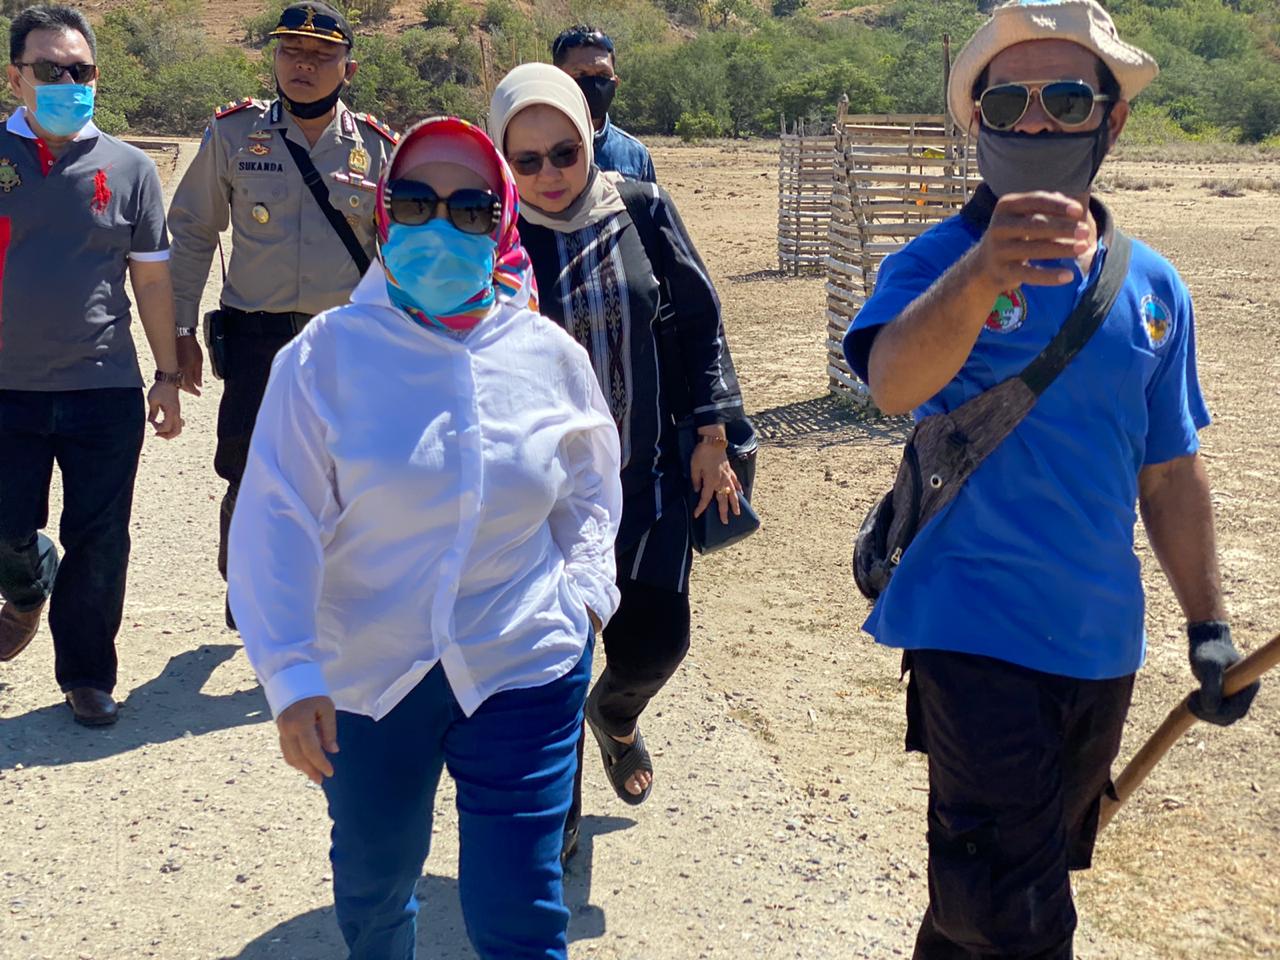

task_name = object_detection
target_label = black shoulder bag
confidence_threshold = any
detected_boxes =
[282,136,372,276]
[853,230,1133,600]
[618,181,761,554]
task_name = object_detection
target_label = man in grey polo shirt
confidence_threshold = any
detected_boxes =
[0,5,184,727]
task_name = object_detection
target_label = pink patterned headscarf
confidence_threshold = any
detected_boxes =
[375,116,537,327]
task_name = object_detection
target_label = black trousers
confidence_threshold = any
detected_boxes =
[0,388,144,692]
[905,650,1135,960]
[568,578,691,830]
[214,323,297,579]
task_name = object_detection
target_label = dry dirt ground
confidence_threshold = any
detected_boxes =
[1,140,1277,960]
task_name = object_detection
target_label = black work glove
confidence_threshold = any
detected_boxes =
[1187,620,1261,726]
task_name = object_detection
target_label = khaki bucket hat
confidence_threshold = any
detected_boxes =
[948,0,1159,128]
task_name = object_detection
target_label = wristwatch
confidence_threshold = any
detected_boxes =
[154,369,182,385]
[176,326,197,338]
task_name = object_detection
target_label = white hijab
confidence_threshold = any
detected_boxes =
[488,63,626,234]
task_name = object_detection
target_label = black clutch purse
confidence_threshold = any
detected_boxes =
[680,417,761,555]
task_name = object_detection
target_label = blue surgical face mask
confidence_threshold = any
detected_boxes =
[381,220,498,329]
[29,82,95,138]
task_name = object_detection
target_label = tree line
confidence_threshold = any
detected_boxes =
[0,0,1275,145]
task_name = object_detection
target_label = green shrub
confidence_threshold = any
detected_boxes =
[481,0,522,31]
[243,0,292,45]
[347,0,395,24]
[134,50,262,135]
[675,110,726,141]
[422,0,475,31]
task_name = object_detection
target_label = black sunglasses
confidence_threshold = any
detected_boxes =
[551,28,614,59]
[978,79,1113,132]
[384,180,501,235]
[17,60,98,84]
[506,142,583,178]
[276,6,349,44]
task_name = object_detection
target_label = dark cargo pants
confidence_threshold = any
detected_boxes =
[905,649,1135,960]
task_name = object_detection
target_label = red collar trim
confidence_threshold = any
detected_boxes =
[34,138,57,176]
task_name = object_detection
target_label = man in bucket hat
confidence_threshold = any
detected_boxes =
[842,2,1261,956]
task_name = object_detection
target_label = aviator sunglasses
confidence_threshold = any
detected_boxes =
[17,59,98,83]
[977,79,1113,131]
[384,180,502,235]
[506,142,583,178]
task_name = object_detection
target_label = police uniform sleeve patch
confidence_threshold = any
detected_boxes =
[215,98,256,120]
[357,112,399,145]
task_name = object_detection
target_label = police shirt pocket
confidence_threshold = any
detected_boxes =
[329,183,376,242]
[234,180,290,240]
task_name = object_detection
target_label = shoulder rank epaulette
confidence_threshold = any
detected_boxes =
[356,112,399,145]
[215,98,257,120]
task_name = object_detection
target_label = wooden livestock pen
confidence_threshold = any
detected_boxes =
[824,99,978,401]
[777,117,837,276]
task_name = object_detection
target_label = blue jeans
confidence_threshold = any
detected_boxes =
[0,389,145,692]
[321,640,593,960]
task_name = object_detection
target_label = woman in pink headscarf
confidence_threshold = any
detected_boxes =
[227,117,622,960]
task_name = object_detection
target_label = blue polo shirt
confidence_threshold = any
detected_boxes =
[594,115,656,183]
[843,187,1210,680]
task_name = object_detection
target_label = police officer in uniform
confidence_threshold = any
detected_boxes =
[167,2,396,623]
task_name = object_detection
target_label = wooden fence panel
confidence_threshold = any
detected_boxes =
[777,117,837,276]
[824,100,979,404]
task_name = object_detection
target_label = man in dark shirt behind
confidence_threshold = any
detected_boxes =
[551,25,655,183]
[0,5,184,726]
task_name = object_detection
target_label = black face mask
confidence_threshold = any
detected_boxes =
[278,79,345,120]
[574,75,618,124]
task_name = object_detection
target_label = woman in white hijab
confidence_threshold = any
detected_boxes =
[489,64,749,864]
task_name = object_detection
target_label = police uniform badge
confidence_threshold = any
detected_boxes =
[249,143,271,157]
[0,158,21,192]
[348,145,370,177]
[252,204,271,224]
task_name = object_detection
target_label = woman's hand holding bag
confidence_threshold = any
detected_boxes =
[690,432,744,524]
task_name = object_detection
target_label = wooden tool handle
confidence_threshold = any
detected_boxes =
[1099,632,1280,832]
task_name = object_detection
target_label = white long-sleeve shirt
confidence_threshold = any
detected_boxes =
[228,269,623,720]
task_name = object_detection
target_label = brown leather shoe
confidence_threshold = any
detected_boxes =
[0,600,44,661]
[65,687,119,727]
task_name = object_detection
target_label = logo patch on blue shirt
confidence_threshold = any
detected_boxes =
[1141,293,1172,350]
[984,288,1027,333]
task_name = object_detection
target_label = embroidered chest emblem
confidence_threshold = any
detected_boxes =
[248,143,271,156]
[91,169,111,213]
[1141,294,1172,350]
[985,288,1027,334]
[0,158,21,192]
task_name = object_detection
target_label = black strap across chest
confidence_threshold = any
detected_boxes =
[281,135,371,276]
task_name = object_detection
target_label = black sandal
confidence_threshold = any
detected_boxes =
[584,697,653,807]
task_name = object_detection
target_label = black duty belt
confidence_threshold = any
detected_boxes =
[220,306,312,337]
